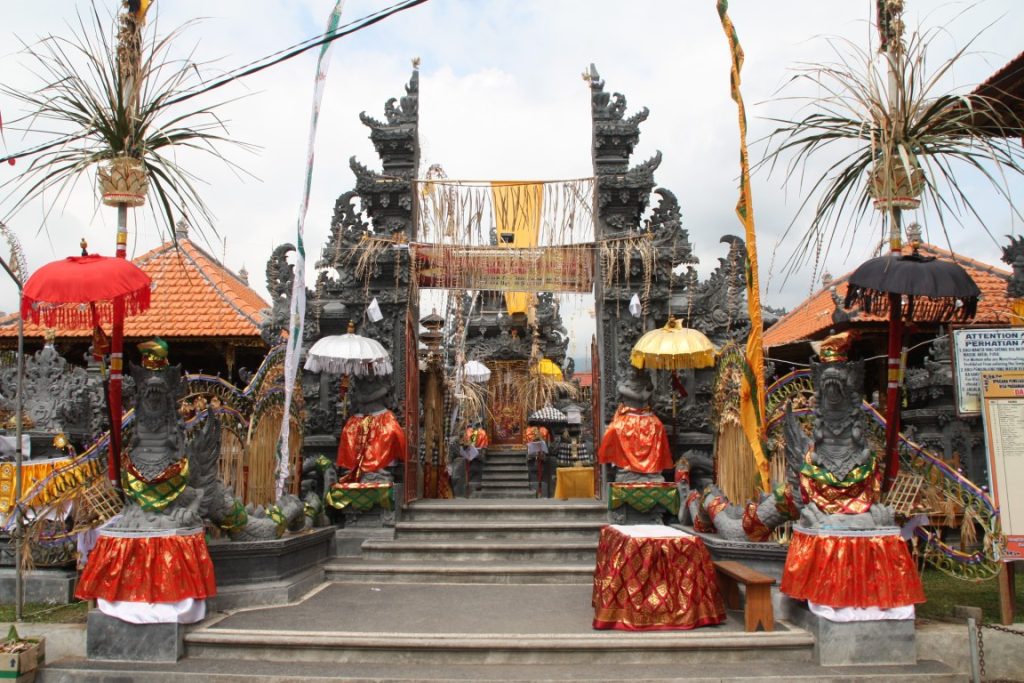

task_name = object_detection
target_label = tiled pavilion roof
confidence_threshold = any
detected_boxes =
[763,243,1013,349]
[0,234,268,341]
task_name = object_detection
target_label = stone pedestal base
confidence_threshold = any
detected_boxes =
[780,596,916,666]
[86,611,184,662]
[609,504,669,525]
[207,527,334,611]
[0,567,77,604]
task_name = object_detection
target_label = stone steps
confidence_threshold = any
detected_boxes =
[324,559,595,584]
[399,499,605,522]
[394,520,606,541]
[39,657,966,682]
[360,538,599,562]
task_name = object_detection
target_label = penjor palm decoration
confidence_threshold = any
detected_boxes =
[1,1,250,490]
[763,0,1024,273]
[0,1,251,238]
[764,0,1024,489]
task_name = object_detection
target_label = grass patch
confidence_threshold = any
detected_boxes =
[0,601,88,624]
[918,568,1024,624]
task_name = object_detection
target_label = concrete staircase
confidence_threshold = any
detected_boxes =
[39,497,965,682]
[324,498,605,584]
[478,446,536,498]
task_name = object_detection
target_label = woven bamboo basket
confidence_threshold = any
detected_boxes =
[98,156,149,207]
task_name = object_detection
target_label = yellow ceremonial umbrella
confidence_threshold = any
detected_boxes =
[532,358,564,380]
[630,317,716,370]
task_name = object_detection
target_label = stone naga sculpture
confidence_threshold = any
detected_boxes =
[113,344,303,538]
[693,332,894,540]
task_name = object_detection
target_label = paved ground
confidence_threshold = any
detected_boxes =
[210,582,761,636]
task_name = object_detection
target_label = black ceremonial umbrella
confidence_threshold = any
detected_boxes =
[844,247,979,489]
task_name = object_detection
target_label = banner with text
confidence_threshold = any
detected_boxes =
[952,328,1024,415]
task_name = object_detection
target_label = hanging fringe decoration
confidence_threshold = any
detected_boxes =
[22,286,151,328]
[712,343,759,502]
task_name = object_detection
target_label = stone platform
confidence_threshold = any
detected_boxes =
[207,527,335,612]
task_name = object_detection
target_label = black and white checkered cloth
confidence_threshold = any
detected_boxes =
[555,438,593,467]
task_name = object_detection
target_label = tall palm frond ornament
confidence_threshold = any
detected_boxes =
[764,0,1024,271]
[765,0,1023,488]
[1,0,250,486]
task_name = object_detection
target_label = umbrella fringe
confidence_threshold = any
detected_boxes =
[22,287,152,328]
[630,348,716,370]
[844,287,978,322]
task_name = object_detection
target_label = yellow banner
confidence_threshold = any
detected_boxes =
[492,182,543,314]
[718,0,770,492]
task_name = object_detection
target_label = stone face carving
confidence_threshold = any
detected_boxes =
[300,68,421,455]
[260,243,296,346]
[1002,234,1024,299]
[903,336,985,484]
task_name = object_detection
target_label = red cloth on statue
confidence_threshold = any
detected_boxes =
[336,410,407,474]
[75,531,216,603]
[523,426,550,444]
[598,405,672,473]
[463,427,489,448]
[781,528,924,609]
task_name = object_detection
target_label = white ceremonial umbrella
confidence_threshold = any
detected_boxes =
[304,332,393,376]
[463,360,492,383]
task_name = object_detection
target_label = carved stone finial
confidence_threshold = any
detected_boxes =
[822,271,833,288]
[238,264,249,285]
[174,216,190,240]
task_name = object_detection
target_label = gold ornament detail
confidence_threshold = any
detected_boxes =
[98,156,149,207]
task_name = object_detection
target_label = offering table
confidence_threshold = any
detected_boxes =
[592,524,725,630]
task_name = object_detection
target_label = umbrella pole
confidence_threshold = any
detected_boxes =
[883,292,904,491]
[108,204,128,488]
[1,255,26,621]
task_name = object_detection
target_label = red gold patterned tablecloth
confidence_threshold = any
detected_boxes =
[75,530,216,603]
[781,527,924,609]
[592,524,725,630]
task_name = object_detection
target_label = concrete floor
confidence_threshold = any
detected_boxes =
[209,582,755,636]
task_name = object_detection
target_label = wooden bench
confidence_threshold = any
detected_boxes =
[713,560,775,632]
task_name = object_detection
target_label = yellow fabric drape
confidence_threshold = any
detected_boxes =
[492,182,543,315]
[718,0,770,492]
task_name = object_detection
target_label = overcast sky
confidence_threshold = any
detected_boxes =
[2,1,1022,358]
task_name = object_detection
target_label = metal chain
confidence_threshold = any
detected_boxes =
[982,622,1024,636]
[977,620,986,679]
[978,621,1024,680]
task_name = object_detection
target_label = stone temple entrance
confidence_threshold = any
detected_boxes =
[487,360,528,446]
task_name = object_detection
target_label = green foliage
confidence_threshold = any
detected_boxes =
[919,567,1024,624]
[0,601,89,624]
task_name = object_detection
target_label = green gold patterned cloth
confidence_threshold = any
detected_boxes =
[325,482,394,511]
[121,458,189,512]
[608,483,680,515]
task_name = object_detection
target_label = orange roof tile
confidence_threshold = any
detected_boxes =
[0,237,268,341]
[763,243,1013,349]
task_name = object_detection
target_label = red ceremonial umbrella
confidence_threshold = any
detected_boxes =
[21,252,152,487]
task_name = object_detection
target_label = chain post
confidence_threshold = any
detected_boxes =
[967,617,982,682]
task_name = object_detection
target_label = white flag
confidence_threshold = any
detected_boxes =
[629,293,642,318]
[367,297,383,323]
